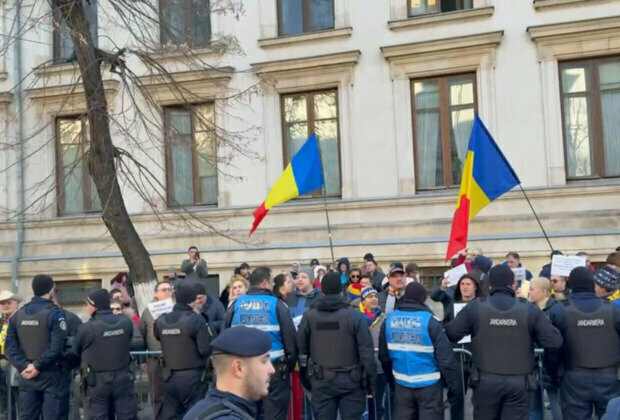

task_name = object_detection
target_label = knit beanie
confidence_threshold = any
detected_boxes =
[191,282,207,296]
[176,284,198,304]
[593,267,620,292]
[569,266,594,292]
[300,268,315,281]
[489,265,515,289]
[347,283,363,300]
[86,288,111,310]
[360,287,377,301]
[403,282,427,305]
[32,274,54,297]
[321,272,342,295]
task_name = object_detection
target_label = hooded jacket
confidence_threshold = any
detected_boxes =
[432,275,482,324]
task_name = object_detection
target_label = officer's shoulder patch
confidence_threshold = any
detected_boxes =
[59,320,67,331]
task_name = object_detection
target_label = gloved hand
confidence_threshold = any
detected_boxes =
[299,366,312,391]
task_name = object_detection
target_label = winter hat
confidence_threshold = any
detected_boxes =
[309,258,320,266]
[347,283,364,299]
[32,274,55,297]
[360,287,377,301]
[321,272,342,295]
[175,284,198,305]
[300,268,315,281]
[472,255,493,273]
[593,267,620,292]
[191,282,207,296]
[403,282,427,305]
[86,288,111,310]
[569,266,594,292]
[489,265,515,289]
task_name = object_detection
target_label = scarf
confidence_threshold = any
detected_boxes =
[359,303,381,326]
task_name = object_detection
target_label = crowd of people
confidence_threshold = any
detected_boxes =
[0,246,619,419]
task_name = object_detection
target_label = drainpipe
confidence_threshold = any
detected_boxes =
[11,0,24,294]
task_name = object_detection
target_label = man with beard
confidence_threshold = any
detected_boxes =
[183,326,275,419]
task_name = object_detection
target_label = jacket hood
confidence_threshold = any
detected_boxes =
[453,274,482,302]
[337,258,351,272]
[316,295,350,312]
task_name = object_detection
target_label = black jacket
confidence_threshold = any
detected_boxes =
[71,310,139,362]
[378,302,462,397]
[296,295,377,394]
[201,295,226,334]
[444,288,563,365]
[154,303,212,358]
[224,287,297,371]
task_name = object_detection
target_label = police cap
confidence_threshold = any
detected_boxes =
[211,326,271,357]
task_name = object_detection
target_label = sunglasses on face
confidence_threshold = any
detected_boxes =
[350,275,360,279]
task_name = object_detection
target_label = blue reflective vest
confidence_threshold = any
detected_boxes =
[386,310,440,388]
[231,294,284,361]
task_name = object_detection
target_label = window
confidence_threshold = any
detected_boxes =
[560,57,620,180]
[165,104,218,207]
[55,280,100,306]
[281,90,341,197]
[56,116,102,215]
[278,0,334,36]
[411,74,477,190]
[408,0,473,16]
[53,0,98,62]
[160,0,211,47]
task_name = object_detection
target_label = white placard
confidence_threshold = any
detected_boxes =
[453,303,471,344]
[551,255,586,277]
[147,298,173,320]
[293,315,303,330]
[512,267,527,282]
[518,280,531,299]
[444,264,469,287]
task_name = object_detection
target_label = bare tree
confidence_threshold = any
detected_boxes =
[2,0,259,310]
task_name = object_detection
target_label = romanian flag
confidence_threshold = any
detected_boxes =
[250,134,324,235]
[445,115,520,260]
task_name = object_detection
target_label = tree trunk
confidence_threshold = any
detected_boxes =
[56,0,156,311]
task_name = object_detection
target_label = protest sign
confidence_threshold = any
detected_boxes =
[512,267,527,282]
[444,264,468,287]
[453,303,471,344]
[147,298,173,320]
[551,255,586,277]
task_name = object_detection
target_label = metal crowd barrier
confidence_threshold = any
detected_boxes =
[0,348,546,420]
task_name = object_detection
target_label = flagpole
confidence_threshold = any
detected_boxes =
[518,184,554,252]
[314,135,336,269]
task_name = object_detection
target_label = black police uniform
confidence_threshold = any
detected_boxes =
[296,294,377,420]
[182,325,271,420]
[224,287,297,420]
[6,297,69,419]
[445,288,562,420]
[549,290,620,419]
[154,302,212,420]
[72,309,138,419]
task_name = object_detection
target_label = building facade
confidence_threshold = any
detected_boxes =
[0,0,619,308]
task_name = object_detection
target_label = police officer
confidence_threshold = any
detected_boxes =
[6,274,70,419]
[445,265,562,419]
[154,284,212,419]
[224,267,296,420]
[183,325,275,419]
[379,281,463,420]
[71,288,139,419]
[296,272,376,420]
[548,266,620,419]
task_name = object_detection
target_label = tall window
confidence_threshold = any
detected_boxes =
[411,74,476,190]
[160,0,211,47]
[53,0,98,62]
[165,104,218,206]
[560,57,620,180]
[281,90,341,197]
[56,116,101,215]
[278,0,334,36]
[408,0,473,17]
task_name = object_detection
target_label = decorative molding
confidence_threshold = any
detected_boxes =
[252,50,360,76]
[33,62,79,78]
[25,80,120,113]
[388,7,494,31]
[258,27,352,48]
[149,45,220,63]
[136,68,234,105]
[0,92,12,106]
[534,0,615,10]
[380,31,503,78]
[528,16,620,60]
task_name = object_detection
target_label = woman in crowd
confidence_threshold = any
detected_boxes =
[337,257,351,284]
[313,266,326,290]
[227,274,248,308]
[357,287,390,420]
[273,273,294,301]
[528,277,561,420]
[347,268,362,287]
